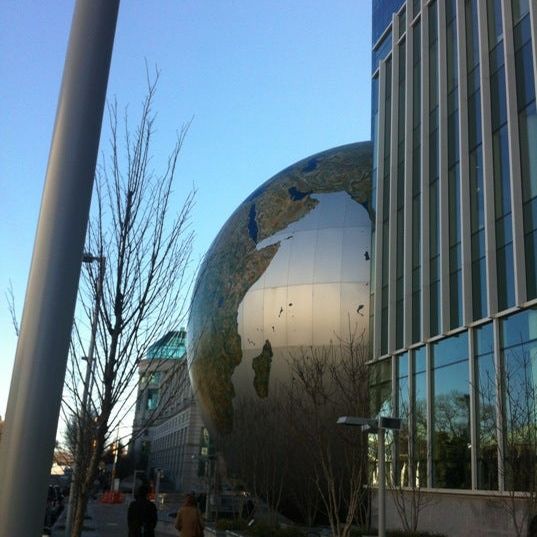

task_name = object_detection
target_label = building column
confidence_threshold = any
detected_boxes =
[438,0,451,334]
[388,13,400,355]
[403,0,415,348]
[477,0,499,316]
[457,0,474,325]
[420,0,431,341]
[501,0,527,305]
[374,61,388,360]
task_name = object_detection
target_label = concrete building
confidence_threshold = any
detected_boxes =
[369,0,537,535]
[132,330,206,493]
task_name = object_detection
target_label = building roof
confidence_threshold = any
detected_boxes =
[146,329,187,360]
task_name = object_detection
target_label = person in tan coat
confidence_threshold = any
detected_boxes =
[175,493,204,537]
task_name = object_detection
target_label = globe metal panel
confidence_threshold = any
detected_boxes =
[188,141,372,434]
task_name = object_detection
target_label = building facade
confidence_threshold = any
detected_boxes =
[370,0,537,534]
[132,330,206,493]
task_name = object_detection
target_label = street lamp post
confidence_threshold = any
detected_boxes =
[132,469,141,500]
[192,453,215,520]
[80,254,106,419]
[337,415,401,537]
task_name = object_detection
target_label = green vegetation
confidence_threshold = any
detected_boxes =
[215,519,249,532]
[246,523,305,537]
[350,530,446,537]
[214,522,446,537]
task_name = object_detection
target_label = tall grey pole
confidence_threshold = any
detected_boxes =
[0,1,120,536]
[378,427,386,537]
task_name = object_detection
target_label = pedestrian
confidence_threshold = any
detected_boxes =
[242,497,255,520]
[528,514,537,537]
[128,483,158,537]
[175,493,204,537]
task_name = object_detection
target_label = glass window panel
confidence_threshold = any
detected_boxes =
[487,0,503,49]
[413,0,420,18]
[399,8,406,38]
[449,165,461,244]
[501,307,537,491]
[493,125,511,217]
[497,242,516,311]
[432,333,471,488]
[450,269,463,329]
[372,31,393,74]
[412,289,421,343]
[430,179,440,255]
[512,0,530,23]
[515,42,536,111]
[468,91,482,149]
[470,148,485,232]
[524,197,537,237]
[447,17,458,93]
[370,358,393,416]
[396,298,404,350]
[397,208,404,276]
[412,195,421,267]
[520,103,537,202]
[525,229,537,299]
[472,256,488,320]
[413,347,427,486]
[465,0,480,70]
[491,68,507,131]
[381,304,389,355]
[430,278,440,337]
[397,352,410,485]
[514,13,532,50]
[490,42,505,73]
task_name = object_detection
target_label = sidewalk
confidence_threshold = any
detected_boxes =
[51,498,177,537]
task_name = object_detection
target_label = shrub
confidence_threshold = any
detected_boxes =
[216,519,249,531]
[386,530,446,537]
[245,523,305,537]
[351,530,447,537]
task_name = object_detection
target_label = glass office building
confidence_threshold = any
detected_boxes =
[370,0,537,522]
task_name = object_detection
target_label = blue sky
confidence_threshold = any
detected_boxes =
[0,1,372,420]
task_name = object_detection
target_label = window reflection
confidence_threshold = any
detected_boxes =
[396,352,409,486]
[370,358,393,487]
[501,308,537,491]
[475,323,498,490]
[413,347,427,486]
[431,332,471,488]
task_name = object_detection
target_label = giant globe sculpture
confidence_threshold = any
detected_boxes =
[188,142,372,435]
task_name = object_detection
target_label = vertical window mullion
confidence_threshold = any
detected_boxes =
[388,14,400,355]
[477,0,499,315]
[438,0,451,334]
[501,0,528,304]
[373,61,388,360]
[457,0,473,326]
[421,2,431,341]
[404,1,414,348]
[468,326,478,489]
[493,316,505,492]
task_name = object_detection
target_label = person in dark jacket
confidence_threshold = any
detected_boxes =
[128,484,158,537]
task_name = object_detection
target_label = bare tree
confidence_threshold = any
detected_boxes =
[387,395,436,533]
[498,344,537,537]
[5,280,20,336]
[62,71,195,537]
[286,328,370,537]
[221,391,290,525]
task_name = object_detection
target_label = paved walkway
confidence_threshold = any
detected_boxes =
[51,499,179,537]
